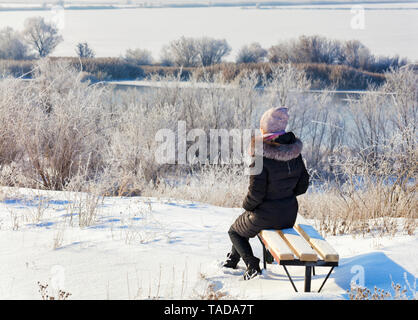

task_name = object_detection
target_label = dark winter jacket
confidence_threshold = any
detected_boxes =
[241,133,309,230]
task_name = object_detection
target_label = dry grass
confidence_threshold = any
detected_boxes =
[300,121,417,237]
[1,57,387,90]
[143,164,248,208]
[63,190,103,228]
[199,283,229,300]
[37,281,72,300]
[299,187,417,237]
[348,280,416,300]
[194,272,229,300]
[52,228,65,250]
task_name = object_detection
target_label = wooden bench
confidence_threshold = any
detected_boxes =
[257,216,339,293]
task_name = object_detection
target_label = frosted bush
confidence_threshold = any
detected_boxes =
[0,59,415,236]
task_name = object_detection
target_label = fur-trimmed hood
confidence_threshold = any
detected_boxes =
[249,136,303,162]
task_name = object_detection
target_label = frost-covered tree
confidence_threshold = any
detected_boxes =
[0,27,32,60]
[268,35,343,65]
[160,36,199,67]
[160,36,231,67]
[236,42,267,64]
[124,48,153,65]
[75,42,95,58]
[297,35,344,64]
[341,40,372,70]
[23,16,63,58]
[195,37,231,66]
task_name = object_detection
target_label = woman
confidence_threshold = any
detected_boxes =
[223,107,310,280]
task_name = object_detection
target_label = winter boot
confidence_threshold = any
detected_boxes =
[222,249,240,269]
[243,256,261,280]
[266,250,275,264]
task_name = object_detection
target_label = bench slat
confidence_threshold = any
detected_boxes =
[260,230,294,261]
[278,228,318,262]
[295,224,339,262]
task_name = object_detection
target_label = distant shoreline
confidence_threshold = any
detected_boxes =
[0,1,417,12]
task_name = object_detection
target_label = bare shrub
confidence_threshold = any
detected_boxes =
[102,95,178,195]
[195,37,231,66]
[124,48,153,66]
[286,87,346,172]
[75,42,95,59]
[268,35,408,73]
[300,126,417,237]
[269,35,343,65]
[144,164,248,208]
[342,40,373,71]
[262,63,311,107]
[160,36,199,67]
[382,67,417,141]
[0,78,23,169]
[160,36,231,67]
[0,27,33,60]
[346,89,391,161]
[297,67,417,237]
[229,70,260,129]
[236,42,267,64]
[15,59,112,190]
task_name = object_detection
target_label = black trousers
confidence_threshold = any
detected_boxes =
[228,211,262,266]
[228,211,279,267]
[228,228,254,263]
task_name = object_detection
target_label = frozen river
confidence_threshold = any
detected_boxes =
[0,2,417,60]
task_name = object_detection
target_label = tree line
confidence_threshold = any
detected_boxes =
[0,16,410,74]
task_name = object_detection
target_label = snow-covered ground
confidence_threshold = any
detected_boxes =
[0,187,416,300]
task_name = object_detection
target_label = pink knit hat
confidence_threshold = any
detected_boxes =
[260,107,289,134]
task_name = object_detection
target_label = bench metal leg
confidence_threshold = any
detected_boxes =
[304,266,312,292]
[282,265,298,293]
[312,266,315,276]
[318,266,335,293]
[257,235,267,270]
[262,242,267,270]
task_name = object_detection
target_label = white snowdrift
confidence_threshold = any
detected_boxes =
[0,187,416,300]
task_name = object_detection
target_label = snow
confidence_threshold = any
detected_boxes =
[0,186,416,300]
[298,224,324,240]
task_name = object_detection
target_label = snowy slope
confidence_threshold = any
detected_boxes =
[0,187,416,300]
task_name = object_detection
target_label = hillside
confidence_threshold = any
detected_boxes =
[0,187,416,299]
